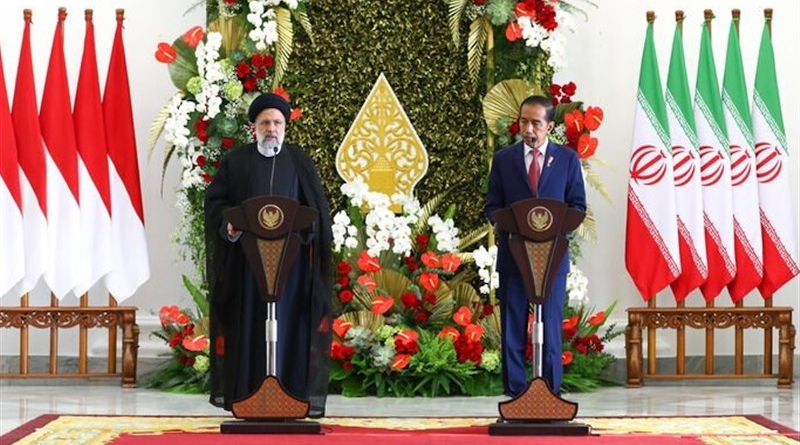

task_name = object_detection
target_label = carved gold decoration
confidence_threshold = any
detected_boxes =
[336,73,428,212]
[527,206,553,232]
[258,204,284,230]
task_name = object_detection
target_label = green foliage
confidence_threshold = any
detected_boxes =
[485,0,516,26]
[284,0,488,233]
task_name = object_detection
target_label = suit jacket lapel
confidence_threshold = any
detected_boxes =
[537,141,556,191]
[512,142,533,194]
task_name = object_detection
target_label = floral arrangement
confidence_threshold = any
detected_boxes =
[151,0,312,278]
[146,276,212,393]
[328,178,504,396]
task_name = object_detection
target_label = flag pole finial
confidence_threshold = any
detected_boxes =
[58,7,67,21]
[116,8,125,17]
[646,11,655,23]
[675,10,684,31]
[23,8,32,21]
[732,9,741,33]
[85,9,93,20]
[704,9,714,35]
[764,8,773,35]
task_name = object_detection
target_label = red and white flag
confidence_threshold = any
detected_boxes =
[751,17,799,297]
[721,18,763,302]
[73,10,112,296]
[40,9,82,299]
[0,49,26,298]
[626,17,682,300]
[11,12,48,297]
[103,10,150,301]
[695,19,736,301]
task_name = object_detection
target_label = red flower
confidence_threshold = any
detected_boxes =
[508,120,520,136]
[464,323,485,342]
[474,0,487,5]
[438,326,460,342]
[342,360,353,371]
[562,350,573,365]
[588,311,606,326]
[534,1,558,31]
[182,26,204,48]
[203,173,213,183]
[371,296,394,315]
[414,310,430,324]
[481,302,494,317]
[154,42,177,64]
[357,274,377,292]
[440,253,461,273]
[290,108,303,121]
[454,335,483,364]
[337,276,350,287]
[419,273,440,293]
[169,332,182,348]
[195,155,207,168]
[453,306,472,326]
[565,109,584,134]
[394,330,420,354]
[357,250,381,273]
[273,86,290,102]
[548,84,561,97]
[515,1,535,18]
[330,341,355,361]
[562,81,577,96]
[588,335,604,352]
[562,315,578,331]
[420,251,440,268]
[332,318,352,338]
[423,293,437,305]
[337,261,352,275]
[221,138,234,150]
[338,290,353,304]
[255,67,268,80]
[242,77,257,92]
[584,106,604,131]
[415,234,430,251]
[251,53,267,68]
[505,21,523,42]
[236,62,251,79]
[401,292,420,310]
[263,54,275,68]
[182,335,209,352]
[404,256,419,272]
[391,354,411,371]
[223,0,237,4]
[576,133,598,159]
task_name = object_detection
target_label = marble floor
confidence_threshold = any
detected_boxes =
[0,381,797,436]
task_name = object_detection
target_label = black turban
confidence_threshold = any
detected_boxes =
[247,92,291,123]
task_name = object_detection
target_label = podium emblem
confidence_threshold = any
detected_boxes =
[527,206,553,232]
[259,205,284,230]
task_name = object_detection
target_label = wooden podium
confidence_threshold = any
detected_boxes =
[489,198,591,436]
[220,196,321,434]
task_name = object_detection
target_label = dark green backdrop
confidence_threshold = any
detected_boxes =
[282,0,488,230]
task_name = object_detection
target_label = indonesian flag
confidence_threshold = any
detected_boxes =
[665,20,708,301]
[11,13,48,297]
[722,19,763,302]
[0,49,26,298]
[40,9,82,299]
[625,18,681,300]
[72,10,112,296]
[751,19,799,297]
[103,11,150,301]
[695,20,736,301]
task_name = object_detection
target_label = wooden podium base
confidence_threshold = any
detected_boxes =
[221,375,321,435]
[220,419,321,434]
[489,377,592,436]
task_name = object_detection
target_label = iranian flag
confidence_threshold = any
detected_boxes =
[11,12,49,297]
[665,19,707,301]
[695,20,736,301]
[751,17,799,297]
[722,18,763,302]
[40,9,81,299]
[625,17,681,300]
[103,10,150,301]
[73,10,112,296]
[0,49,25,298]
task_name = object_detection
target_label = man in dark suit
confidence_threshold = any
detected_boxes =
[204,93,332,416]
[484,95,587,396]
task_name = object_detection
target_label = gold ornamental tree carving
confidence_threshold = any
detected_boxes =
[336,73,428,212]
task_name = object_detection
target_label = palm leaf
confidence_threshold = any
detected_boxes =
[208,16,248,58]
[291,7,315,45]
[453,251,474,265]
[480,311,502,349]
[447,0,468,46]
[148,97,177,159]
[576,208,597,242]
[582,160,612,204]
[483,79,531,134]
[467,17,489,86]
[427,282,454,326]
[273,7,294,88]
[457,224,490,251]
[340,310,385,332]
[448,268,477,285]
[373,269,415,301]
[559,0,598,21]
[413,190,450,237]
[160,143,176,196]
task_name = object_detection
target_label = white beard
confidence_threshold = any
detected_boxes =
[257,132,284,157]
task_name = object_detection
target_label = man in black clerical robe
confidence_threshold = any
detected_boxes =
[204,93,332,417]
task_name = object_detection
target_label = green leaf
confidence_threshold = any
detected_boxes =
[167,38,199,92]
[554,101,583,123]
[182,275,209,318]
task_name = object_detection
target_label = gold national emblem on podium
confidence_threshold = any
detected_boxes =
[335,73,429,213]
[527,206,553,233]
[258,204,284,230]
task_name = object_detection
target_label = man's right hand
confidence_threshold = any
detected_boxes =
[227,222,242,238]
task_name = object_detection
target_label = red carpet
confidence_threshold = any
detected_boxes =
[3,414,797,445]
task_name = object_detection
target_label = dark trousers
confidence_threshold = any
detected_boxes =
[500,272,566,396]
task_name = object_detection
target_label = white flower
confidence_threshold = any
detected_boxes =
[341,177,369,206]
[566,262,589,307]
[473,245,499,296]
